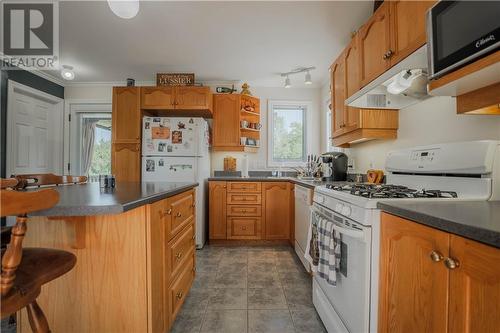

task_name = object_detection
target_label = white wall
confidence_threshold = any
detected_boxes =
[347,96,500,173]
[64,84,323,173]
[65,85,113,101]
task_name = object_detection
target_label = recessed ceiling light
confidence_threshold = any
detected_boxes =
[284,75,291,88]
[107,0,140,19]
[61,65,75,80]
[305,71,312,85]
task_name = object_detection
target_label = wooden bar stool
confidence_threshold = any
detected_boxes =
[13,173,87,189]
[0,178,77,333]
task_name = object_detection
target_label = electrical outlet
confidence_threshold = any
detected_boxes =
[348,157,356,171]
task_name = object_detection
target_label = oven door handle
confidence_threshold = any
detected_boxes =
[311,208,367,240]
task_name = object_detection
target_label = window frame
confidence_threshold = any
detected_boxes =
[267,100,312,167]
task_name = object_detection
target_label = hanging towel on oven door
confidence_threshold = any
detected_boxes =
[305,210,342,286]
[304,209,319,270]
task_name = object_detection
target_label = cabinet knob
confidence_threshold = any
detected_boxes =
[242,226,247,230]
[175,252,183,260]
[176,212,182,217]
[176,291,183,299]
[164,208,172,215]
[429,251,444,262]
[444,257,460,270]
[223,185,227,188]
[387,49,394,58]
[192,235,196,240]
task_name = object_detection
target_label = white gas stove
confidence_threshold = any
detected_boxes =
[311,140,500,333]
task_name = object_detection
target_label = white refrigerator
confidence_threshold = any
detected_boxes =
[141,116,210,248]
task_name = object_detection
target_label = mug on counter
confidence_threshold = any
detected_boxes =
[240,120,248,128]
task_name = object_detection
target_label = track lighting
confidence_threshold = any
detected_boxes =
[280,66,316,88]
[305,71,312,85]
[284,75,291,88]
[61,65,75,80]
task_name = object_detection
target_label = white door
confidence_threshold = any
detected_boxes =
[6,80,64,177]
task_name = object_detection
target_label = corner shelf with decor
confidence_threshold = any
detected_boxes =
[212,93,261,152]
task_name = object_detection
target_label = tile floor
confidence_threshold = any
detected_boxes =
[171,245,327,333]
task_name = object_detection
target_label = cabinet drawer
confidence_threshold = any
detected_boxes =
[227,205,261,217]
[227,217,262,239]
[227,193,262,205]
[167,190,195,240]
[166,222,195,283]
[227,182,261,193]
[168,256,194,323]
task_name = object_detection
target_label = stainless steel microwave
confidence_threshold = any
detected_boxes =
[427,1,500,79]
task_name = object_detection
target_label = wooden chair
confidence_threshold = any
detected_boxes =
[13,173,87,189]
[0,178,77,333]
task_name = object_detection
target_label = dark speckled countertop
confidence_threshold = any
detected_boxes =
[378,201,500,248]
[29,181,198,217]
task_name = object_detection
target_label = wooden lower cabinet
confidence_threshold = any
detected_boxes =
[209,181,293,241]
[262,182,292,240]
[209,181,227,239]
[379,212,500,333]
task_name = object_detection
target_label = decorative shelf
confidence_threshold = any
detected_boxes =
[240,127,261,132]
[241,110,261,117]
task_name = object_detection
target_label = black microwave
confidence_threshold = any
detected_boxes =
[427,1,500,79]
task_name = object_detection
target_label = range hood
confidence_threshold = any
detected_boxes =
[346,45,431,110]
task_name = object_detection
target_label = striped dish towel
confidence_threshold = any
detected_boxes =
[305,210,342,286]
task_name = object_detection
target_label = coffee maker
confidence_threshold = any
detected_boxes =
[321,152,348,181]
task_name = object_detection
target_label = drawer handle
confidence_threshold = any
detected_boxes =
[242,226,247,230]
[164,208,172,215]
[176,291,183,299]
[175,252,183,260]
[429,251,443,262]
[176,212,182,217]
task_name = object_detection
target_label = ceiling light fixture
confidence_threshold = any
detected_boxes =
[280,66,316,88]
[61,65,75,80]
[107,0,140,19]
[304,71,312,85]
[284,75,291,88]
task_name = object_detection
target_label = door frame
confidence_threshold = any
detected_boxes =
[6,80,64,177]
[63,99,112,175]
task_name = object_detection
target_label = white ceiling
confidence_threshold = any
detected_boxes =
[48,1,373,87]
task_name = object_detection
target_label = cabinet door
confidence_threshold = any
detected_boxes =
[175,86,212,110]
[448,235,500,332]
[112,87,141,142]
[141,87,175,109]
[212,94,241,148]
[343,36,360,133]
[331,61,345,138]
[112,142,141,182]
[262,182,290,240]
[389,1,435,65]
[209,181,227,239]
[359,2,391,87]
[379,213,450,333]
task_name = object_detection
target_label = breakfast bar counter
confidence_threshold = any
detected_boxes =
[19,181,198,333]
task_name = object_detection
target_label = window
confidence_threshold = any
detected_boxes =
[89,119,111,176]
[268,101,310,167]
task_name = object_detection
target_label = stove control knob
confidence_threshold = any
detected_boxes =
[335,203,343,213]
[342,205,352,216]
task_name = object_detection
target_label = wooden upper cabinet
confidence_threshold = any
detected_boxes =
[212,94,241,149]
[343,35,361,132]
[175,86,212,110]
[331,60,345,138]
[379,213,450,333]
[262,182,291,240]
[389,1,435,65]
[359,2,391,87]
[112,87,141,142]
[112,142,141,182]
[209,181,227,240]
[141,86,175,109]
[448,235,500,332]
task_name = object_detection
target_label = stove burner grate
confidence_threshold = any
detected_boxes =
[326,183,458,199]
